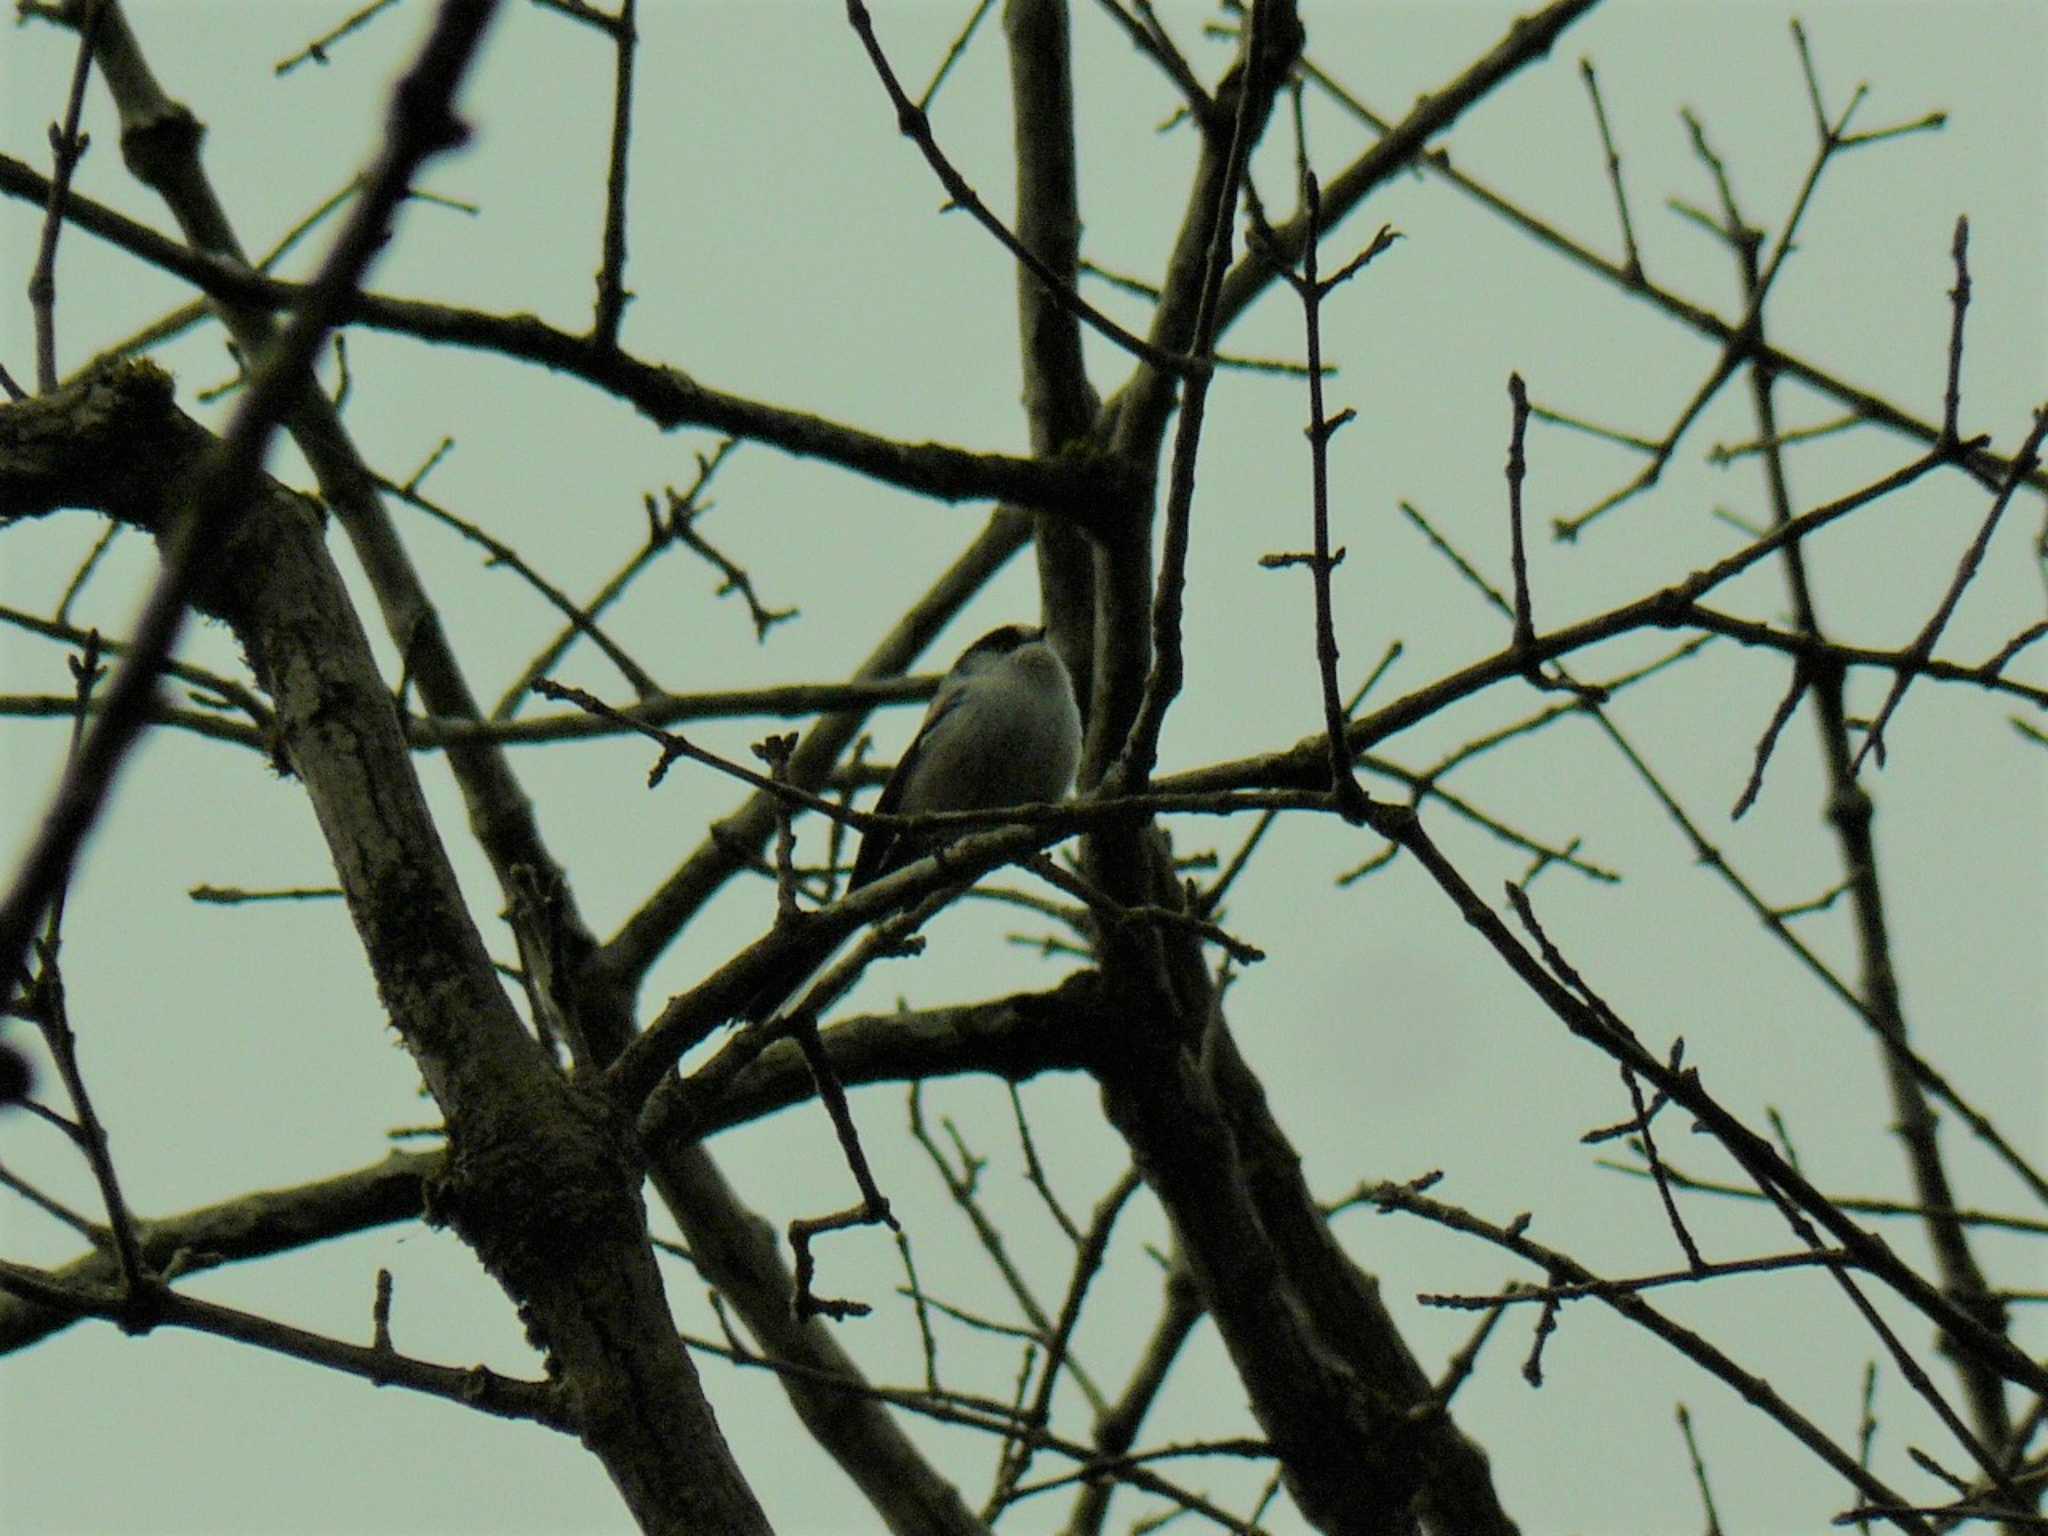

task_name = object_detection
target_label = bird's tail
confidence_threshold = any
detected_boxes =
[737,923,849,1024]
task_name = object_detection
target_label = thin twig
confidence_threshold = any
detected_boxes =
[592,0,636,347]
[1090,0,1212,125]
[28,0,111,392]
[274,0,403,75]
[1113,0,1286,790]
[1256,154,1394,821]
[1364,1181,1928,1533]
[653,483,799,642]
[1939,215,1970,446]
[992,1169,1140,1511]
[1578,57,1642,283]
[0,1256,564,1426]
[380,468,662,700]
[492,438,739,717]
[917,0,996,112]
[1851,410,2048,773]
[787,1014,898,1321]
[844,0,1200,378]
[1675,1403,1726,1536]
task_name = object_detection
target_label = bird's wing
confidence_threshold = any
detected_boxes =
[848,686,961,890]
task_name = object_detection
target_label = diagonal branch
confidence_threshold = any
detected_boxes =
[0,0,497,1009]
[0,154,1126,525]
[845,0,1200,379]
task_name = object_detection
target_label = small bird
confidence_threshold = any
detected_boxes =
[743,624,1082,1022]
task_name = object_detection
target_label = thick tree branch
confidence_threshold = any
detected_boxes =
[0,1146,446,1359]
[0,153,1124,528]
[0,359,773,1532]
[0,0,497,1008]
[1006,0,1101,708]
[25,0,613,1039]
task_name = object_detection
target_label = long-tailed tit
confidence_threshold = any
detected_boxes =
[744,624,1082,1021]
